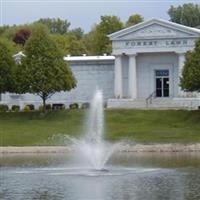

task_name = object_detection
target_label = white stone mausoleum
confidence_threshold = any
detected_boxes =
[1,19,200,109]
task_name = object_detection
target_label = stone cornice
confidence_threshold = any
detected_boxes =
[109,19,200,40]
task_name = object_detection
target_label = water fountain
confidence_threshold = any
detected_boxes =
[2,90,181,200]
[67,89,119,171]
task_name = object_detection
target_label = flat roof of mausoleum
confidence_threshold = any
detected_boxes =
[64,55,115,61]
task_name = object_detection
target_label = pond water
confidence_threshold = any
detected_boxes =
[0,152,200,200]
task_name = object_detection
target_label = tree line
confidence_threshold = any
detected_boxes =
[0,14,143,57]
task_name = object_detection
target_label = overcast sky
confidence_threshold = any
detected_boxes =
[1,0,200,32]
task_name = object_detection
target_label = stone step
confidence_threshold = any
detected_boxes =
[107,98,200,109]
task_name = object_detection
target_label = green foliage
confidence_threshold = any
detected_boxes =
[0,24,43,53]
[26,104,35,111]
[51,34,86,56]
[1,24,31,42]
[81,102,90,109]
[84,15,123,55]
[168,3,200,27]
[0,25,10,36]
[23,105,31,112]
[0,14,146,56]
[0,104,9,112]
[68,27,84,40]
[69,103,79,109]
[36,18,70,34]
[16,25,76,112]
[52,104,65,110]
[39,104,52,112]
[181,38,200,92]
[126,14,144,27]
[11,105,20,112]
[0,39,16,93]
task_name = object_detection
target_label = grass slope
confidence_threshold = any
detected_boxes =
[0,110,200,146]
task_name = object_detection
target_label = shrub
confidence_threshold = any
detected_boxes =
[81,102,90,109]
[0,104,9,112]
[39,105,43,112]
[52,104,65,110]
[39,104,52,111]
[26,104,35,111]
[69,103,79,109]
[46,104,52,110]
[11,105,20,112]
[23,105,31,112]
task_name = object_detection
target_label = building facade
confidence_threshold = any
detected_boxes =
[107,19,200,108]
[1,19,200,109]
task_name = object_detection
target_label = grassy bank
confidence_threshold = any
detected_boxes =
[0,110,200,146]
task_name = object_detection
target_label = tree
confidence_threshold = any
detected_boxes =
[0,25,10,36]
[84,15,123,55]
[181,38,200,92]
[36,18,70,34]
[126,14,144,27]
[168,3,200,27]
[51,29,86,56]
[17,25,76,112]
[67,27,84,40]
[13,28,31,46]
[0,39,15,94]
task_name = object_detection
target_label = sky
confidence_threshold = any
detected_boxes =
[1,0,200,32]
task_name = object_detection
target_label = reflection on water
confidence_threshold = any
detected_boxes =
[0,152,200,200]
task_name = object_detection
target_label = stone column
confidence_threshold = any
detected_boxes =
[177,53,185,97]
[128,54,137,99]
[114,55,123,98]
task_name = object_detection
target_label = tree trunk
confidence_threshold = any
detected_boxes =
[42,93,46,113]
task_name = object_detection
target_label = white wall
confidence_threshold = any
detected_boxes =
[121,55,129,98]
[137,52,179,98]
[1,60,115,107]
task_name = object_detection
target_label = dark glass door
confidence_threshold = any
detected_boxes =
[155,70,169,97]
[156,78,162,97]
[163,78,169,97]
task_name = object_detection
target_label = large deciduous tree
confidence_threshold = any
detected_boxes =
[181,38,200,92]
[17,25,76,112]
[0,39,15,94]
[168,3,200,27]
[84,15,123,55]
[126,14,144,27]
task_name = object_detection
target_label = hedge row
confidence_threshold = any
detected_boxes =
[0,102,92,112]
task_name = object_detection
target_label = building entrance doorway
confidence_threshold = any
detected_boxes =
[155,70,169,97]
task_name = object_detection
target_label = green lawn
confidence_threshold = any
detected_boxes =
[0,109,200,146]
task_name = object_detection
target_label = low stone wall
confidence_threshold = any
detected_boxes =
[1,144,200,154]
